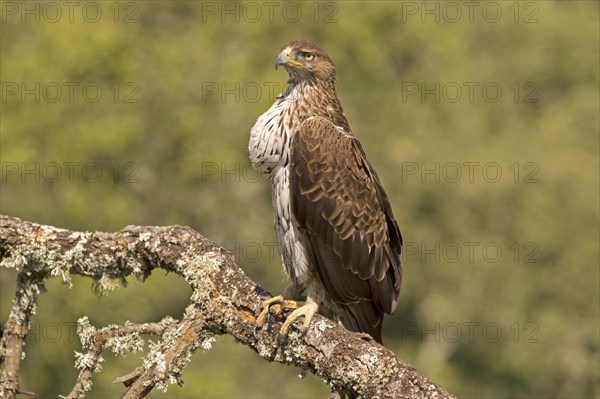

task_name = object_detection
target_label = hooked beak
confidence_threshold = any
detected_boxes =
[275,48,292,70]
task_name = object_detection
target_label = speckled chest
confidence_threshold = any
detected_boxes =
[248,97,293,176]
[248,89,314,285]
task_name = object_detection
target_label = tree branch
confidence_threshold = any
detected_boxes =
[0,215,456,399]
[60,320,167,399]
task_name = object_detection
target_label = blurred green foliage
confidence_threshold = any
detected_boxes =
[1,1,598,398]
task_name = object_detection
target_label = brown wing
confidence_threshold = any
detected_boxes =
[289,116,402,343]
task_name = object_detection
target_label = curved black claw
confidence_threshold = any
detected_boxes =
[254,296,285,338]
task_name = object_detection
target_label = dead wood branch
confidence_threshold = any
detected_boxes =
[0,215,456,399]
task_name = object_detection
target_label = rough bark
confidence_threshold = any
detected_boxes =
[0,215,456,399]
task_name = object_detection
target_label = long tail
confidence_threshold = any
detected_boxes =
[338,301,384,344]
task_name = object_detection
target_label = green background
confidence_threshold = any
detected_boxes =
[1,1,598,398]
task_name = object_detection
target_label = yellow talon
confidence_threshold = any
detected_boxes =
[256,294,319,337]
[280,302,319,336]
[256,295,284,327]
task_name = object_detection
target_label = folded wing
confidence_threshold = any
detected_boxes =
[289,116,402,343]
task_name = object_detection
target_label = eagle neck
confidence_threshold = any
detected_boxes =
[285,78,350,133]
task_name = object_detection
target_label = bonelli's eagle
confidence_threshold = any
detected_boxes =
[249,40,402,343]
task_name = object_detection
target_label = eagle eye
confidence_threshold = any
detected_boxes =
[302,52,315,61]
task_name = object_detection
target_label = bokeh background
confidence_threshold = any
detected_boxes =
[1,1,598,398]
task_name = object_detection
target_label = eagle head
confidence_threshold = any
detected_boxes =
[275,40,336,82]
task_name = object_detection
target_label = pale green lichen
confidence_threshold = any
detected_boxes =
[80,379,93,396]
[313,319,333,339]
[160,316,178,329]
[182,252,221,287]
[130,262,144,277]
[0,251,27,270]
[40,225,66,234]
[358,354,377,375]
[77,316,96,349]
[91,274,120,296]
[200,336,216,351]
[74,351,103,372]
[143,341,166,372]
[105,329,144,357]
[50,264,73,287]
[154,379,169,393]
[138,232,152,242]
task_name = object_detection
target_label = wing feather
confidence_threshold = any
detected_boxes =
[289,116,402,343]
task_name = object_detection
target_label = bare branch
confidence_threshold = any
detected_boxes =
[60,320,166,399]
[0,215,456,399]
[0,271,43,399]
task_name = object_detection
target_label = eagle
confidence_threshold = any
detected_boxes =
[249,40,402,343]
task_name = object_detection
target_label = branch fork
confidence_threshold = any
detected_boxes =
[0,215,455,399]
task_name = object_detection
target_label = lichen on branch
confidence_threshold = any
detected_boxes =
[0,215,456,399]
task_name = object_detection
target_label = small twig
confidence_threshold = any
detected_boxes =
[119,315,211,399]
[15,388,38,397]
[0,272,42,399]
[112,368,144,386]
[60,321,165,399]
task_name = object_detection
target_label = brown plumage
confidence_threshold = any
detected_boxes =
[250,40,402,343]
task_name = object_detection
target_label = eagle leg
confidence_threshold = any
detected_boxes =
[256,295,284,327]
[256,295,303,326]
[255,282,311,336]
[279,299,319,337]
